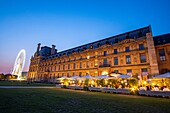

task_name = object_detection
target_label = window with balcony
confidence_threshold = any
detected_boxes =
[114,49,117,54]
[159,48,166,61]
[125,47,130,52]
[114,57,118,65]
[104,51,107,56]
[140,53,146,63]
[126,55,131,64]
[139,44,144,50]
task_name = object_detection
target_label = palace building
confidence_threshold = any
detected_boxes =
[28,26,170,82]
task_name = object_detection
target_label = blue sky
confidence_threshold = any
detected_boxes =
[0,0,170,73]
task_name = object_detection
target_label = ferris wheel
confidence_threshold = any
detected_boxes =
[12,49,26,80]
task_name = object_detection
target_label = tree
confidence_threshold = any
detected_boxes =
[0,73,5,80]
[96,79,105,87]
[85,79,90,86]
[108,79,120,88]
[128,78,138,88]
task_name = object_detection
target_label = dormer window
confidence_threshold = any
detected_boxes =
[106,41,110,44]
[115,38,118,43]
[139,31,143,37]
[90,45,93,49]
[97,43,101,47]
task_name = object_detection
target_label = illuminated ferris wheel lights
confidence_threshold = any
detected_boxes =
[12,49,26,80]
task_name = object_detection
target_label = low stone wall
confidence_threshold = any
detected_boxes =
[139,90,170,98]
[56,85,170,98]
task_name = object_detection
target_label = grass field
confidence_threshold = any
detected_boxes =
[0,80,55,86]
[0,88,170,113]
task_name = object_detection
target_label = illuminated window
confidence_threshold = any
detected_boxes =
[126,55,131,64]
[159,49,166,61]
[87,56,90,59]
[87,61,89,68]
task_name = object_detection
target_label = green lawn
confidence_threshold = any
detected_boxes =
[0,88,170,113]
[0,81,55,86]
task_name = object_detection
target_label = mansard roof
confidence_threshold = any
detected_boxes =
[46,25,151,59]
[153,33,170,46]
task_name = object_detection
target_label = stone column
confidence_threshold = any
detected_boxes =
[146,32,159,76]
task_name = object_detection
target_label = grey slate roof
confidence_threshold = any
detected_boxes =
[153,33,170,46]
[43,26,152,59]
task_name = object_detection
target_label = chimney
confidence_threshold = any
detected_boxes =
[37,43,41,53]
[51,45,56,55]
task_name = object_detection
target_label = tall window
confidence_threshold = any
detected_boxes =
[139,44,144,50]
[125,47,130,52]
[58,65,60,71]
[80,62,82,68]
[87,61,89,68]
[126,55,131,64]
[74,63,76,69]
[114,49,117,54]
[68,64,70,70]
[104,51,107,56]
[103,58,107,65]
[63,65,65,70]
[114,57,118,65]
[140,53,146,63]
[159,48,166,61]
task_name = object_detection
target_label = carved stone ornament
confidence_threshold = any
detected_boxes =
[119,39,136,45]
[99,44,111,49]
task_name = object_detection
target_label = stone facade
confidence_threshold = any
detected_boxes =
[28,26,170,82]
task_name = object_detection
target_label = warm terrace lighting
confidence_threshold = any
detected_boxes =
[102,71,108,75]
[152,83,155,86]
[105,80,108,84]
[131,88,135,91]
[144,81,147,85]
[92,80,94,84]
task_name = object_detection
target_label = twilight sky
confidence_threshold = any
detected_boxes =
[0,0,170,74]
